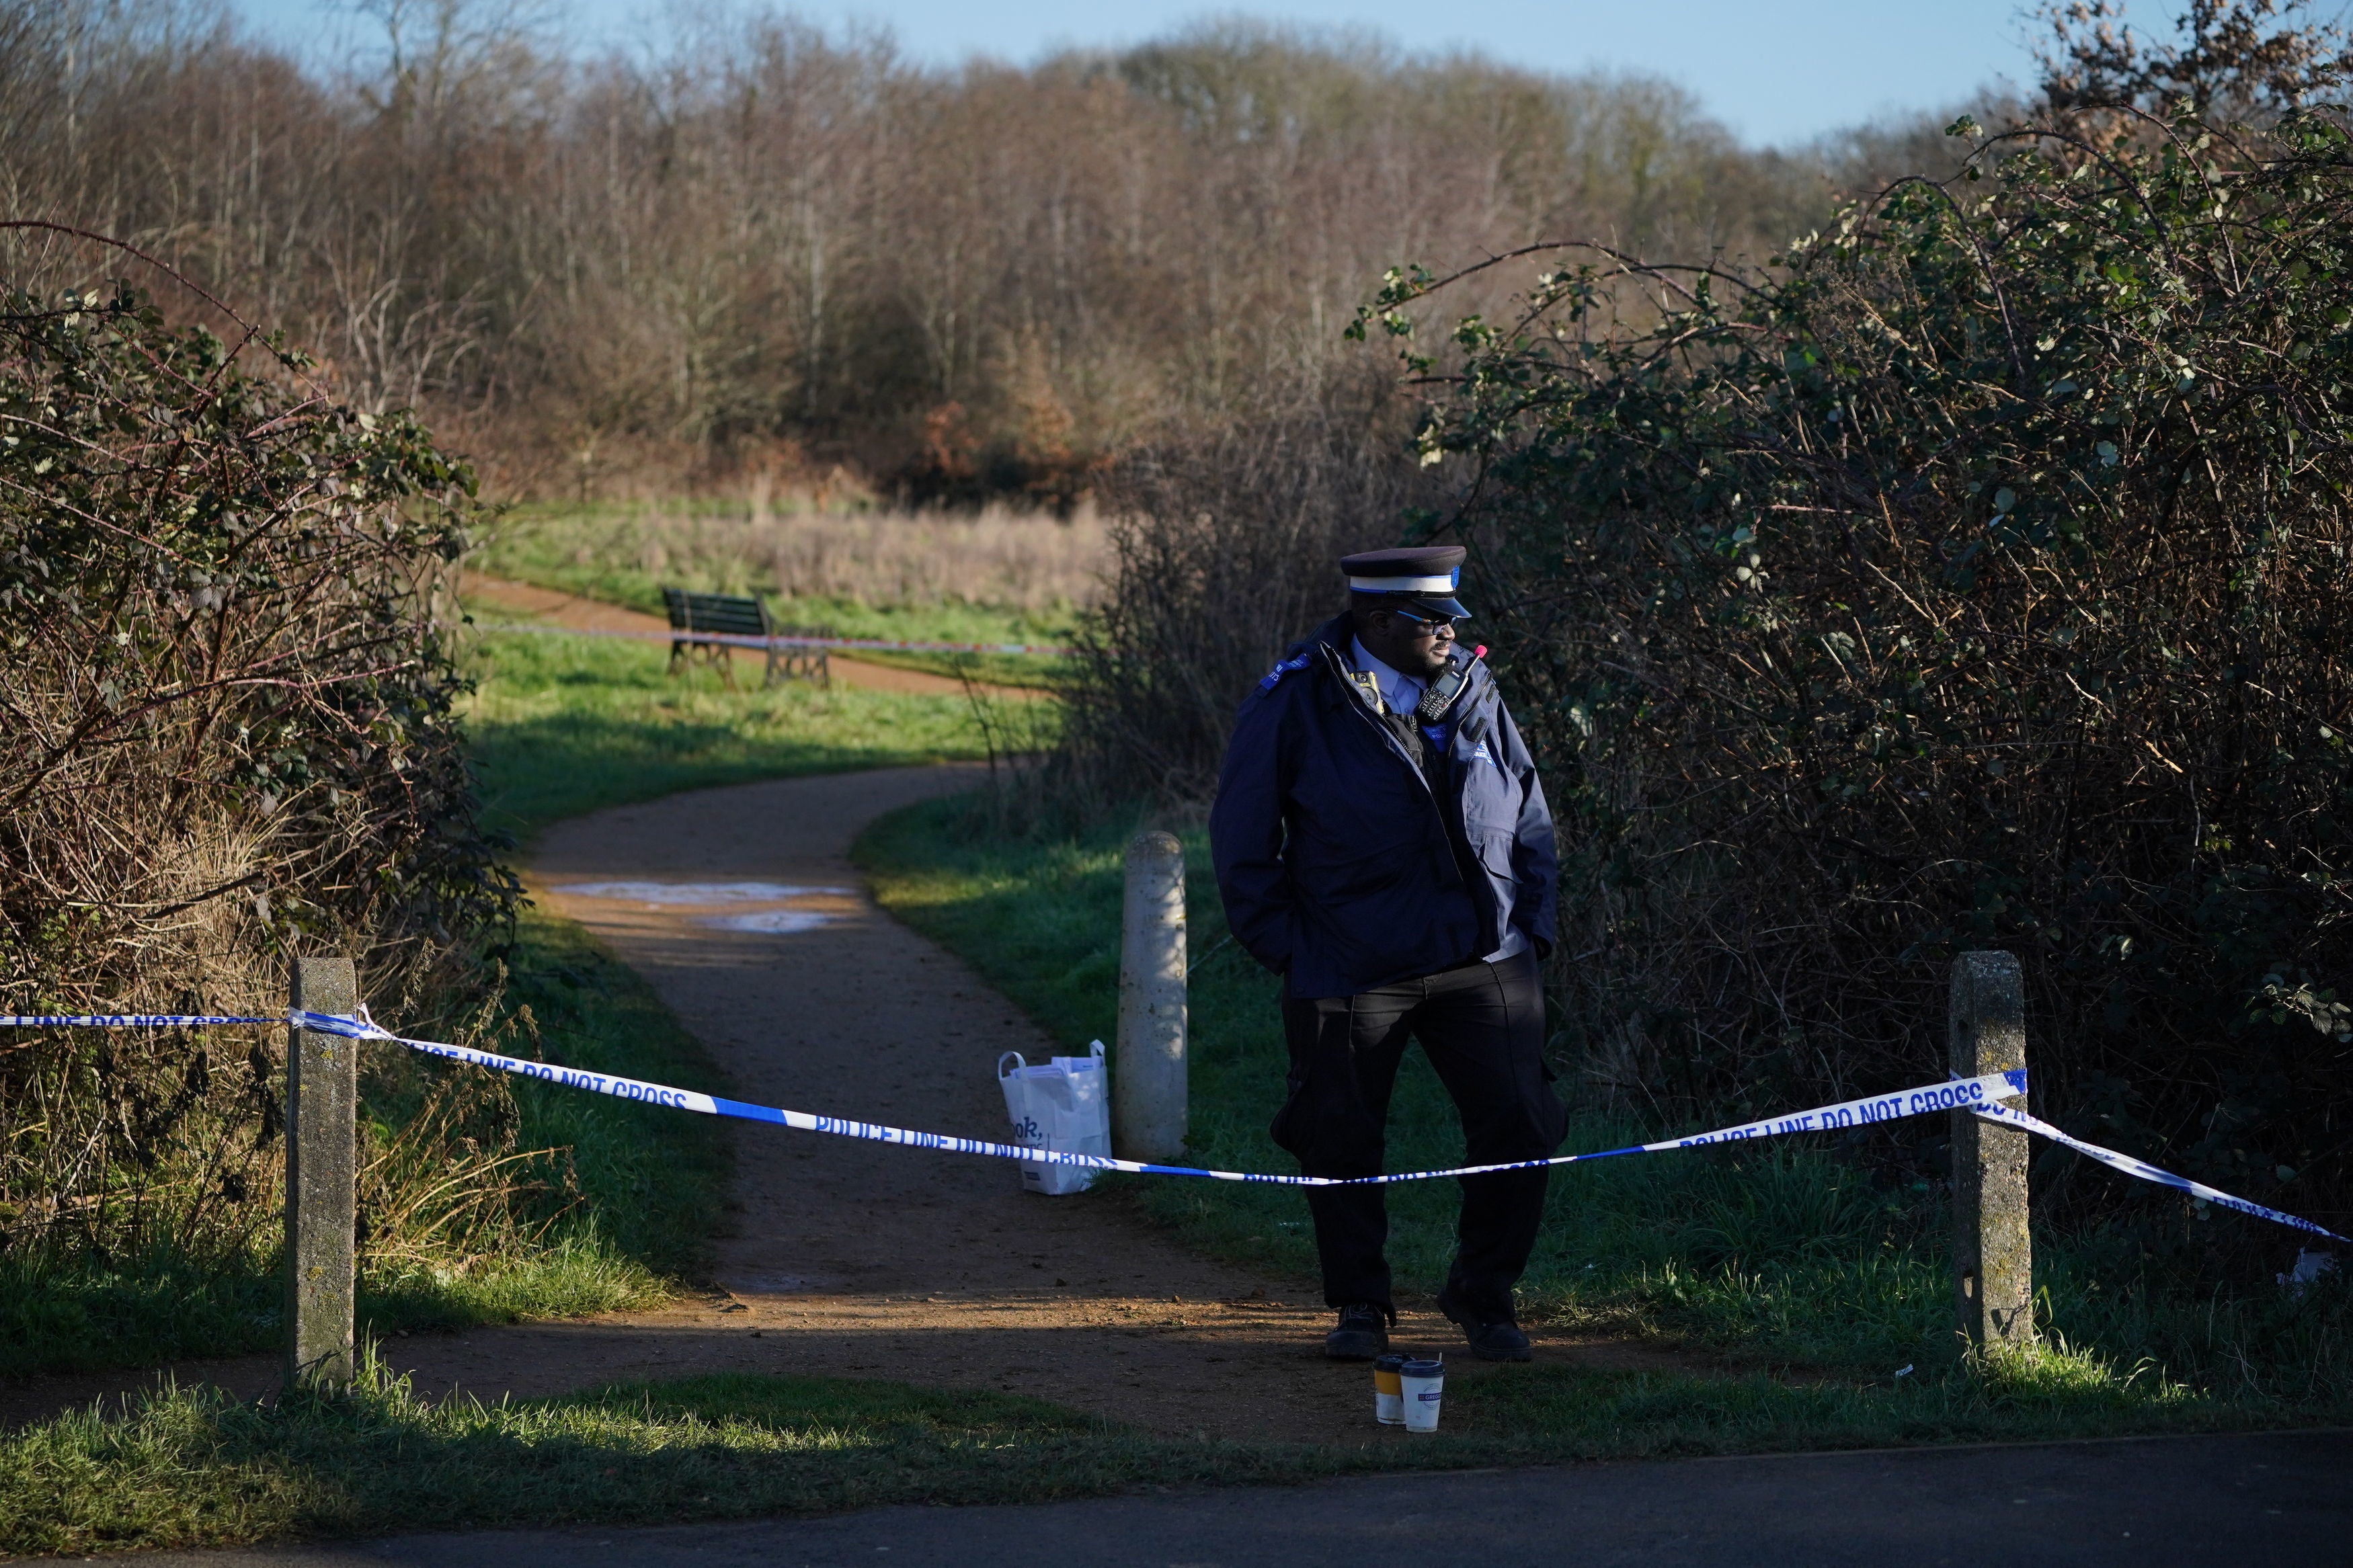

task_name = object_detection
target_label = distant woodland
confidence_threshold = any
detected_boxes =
[0,0,1957,501]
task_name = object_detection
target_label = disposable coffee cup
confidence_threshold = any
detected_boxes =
[1373,1354,1406,1425]
[1399,1357,1444,1434]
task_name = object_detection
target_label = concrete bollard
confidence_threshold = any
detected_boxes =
[286,956,358,1391]
[1115,831,1188,1162]
[1950,949,2033,1352]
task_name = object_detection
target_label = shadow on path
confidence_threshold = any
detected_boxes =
[120,1428,2353,1567]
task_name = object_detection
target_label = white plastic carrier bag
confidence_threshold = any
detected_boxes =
[996,1041,1110,1195]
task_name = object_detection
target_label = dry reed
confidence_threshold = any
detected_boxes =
[500,499,1109,612]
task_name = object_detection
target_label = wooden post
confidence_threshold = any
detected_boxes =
[1950,950,2033,1352]
[286,956,358,1391]
[1114,831,1188,1161]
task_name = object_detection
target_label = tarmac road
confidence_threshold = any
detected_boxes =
[102,1428,2349,1567]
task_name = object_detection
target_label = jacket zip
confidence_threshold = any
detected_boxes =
[1313,641,1500,951]
[1314,641,1441,800]
[1313,641,1497,788]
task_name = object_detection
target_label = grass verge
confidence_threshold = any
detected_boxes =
[3,1350,2330,1555]
[469,509,1078,689]
[461,628,1001,839]
[856,794,2353,1422]
[354,905,731,1331]
[2,906,727,1378]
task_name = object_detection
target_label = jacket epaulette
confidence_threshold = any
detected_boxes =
[1256,651,1315,694]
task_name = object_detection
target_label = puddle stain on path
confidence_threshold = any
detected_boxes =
[553,880,853,905]
[553,880,854,936]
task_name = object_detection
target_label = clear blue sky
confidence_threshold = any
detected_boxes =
[226,0,2208,147]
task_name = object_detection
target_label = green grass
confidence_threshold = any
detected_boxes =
[1,908,727,1379]
[855,794,2353,1416]
[7,1346,2336,1554]
[355,906,731,1330]
[461,629,1006,839]
[469,507,1076,688]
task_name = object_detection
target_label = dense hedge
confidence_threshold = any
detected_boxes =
[1383,103,2352,1242]
[0,277,516,1264]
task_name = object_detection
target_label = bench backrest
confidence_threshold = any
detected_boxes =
[662,587,772,637]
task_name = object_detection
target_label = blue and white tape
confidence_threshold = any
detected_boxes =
[5,1008,2344,1241]
[1970,1100,2346,1243]
[0,1014,280,1027]
[290,1007,2031,1187]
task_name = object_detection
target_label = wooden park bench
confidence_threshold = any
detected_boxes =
[661,587,830,690]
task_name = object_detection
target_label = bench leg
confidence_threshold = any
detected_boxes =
[684,639,733,690]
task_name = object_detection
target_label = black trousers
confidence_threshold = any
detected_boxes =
[1272,949,1566,1320]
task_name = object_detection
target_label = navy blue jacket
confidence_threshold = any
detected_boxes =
[1209,614,1558,999]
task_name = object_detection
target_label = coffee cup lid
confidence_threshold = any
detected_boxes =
[1373,1354,1407,1372]
[1400,1358,1445,1376]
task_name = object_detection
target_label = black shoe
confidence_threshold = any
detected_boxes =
[1438,1290,1533,1362]
[1324,1302,1392,1360]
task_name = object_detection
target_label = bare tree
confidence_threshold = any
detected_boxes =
[0,5,1845,498]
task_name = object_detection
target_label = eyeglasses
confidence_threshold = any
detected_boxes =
[1385,608,1461,636]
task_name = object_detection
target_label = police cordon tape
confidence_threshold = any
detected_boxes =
[1,1014,282,1028]
[290,1007,2032,1186]
[5,1007,2343,1240]
[474,620,1073,659]
[1967,1100,2345,1244]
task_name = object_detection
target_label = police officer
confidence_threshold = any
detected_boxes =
[1209,545,1565,1363]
